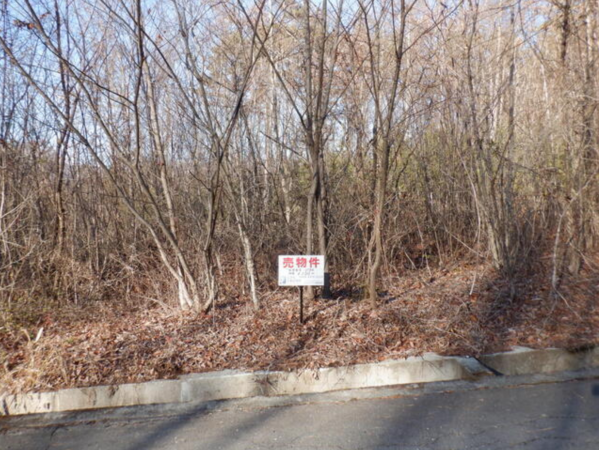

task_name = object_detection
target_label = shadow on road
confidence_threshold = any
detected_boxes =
[119,401,281,450]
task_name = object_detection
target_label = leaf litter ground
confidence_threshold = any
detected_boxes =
[1,262,597,395]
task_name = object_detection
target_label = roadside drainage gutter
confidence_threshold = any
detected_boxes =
[2,346,597,416]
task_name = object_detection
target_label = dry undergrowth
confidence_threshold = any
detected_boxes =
[1,261,597,396]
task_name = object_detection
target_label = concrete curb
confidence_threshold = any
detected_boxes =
[478,345,599,376]
[1,346,597,416]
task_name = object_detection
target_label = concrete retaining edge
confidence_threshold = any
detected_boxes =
[1,346,597,416]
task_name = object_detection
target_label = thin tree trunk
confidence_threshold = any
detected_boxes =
[367,137,390,306]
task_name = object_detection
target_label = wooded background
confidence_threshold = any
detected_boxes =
[1,0,597,320]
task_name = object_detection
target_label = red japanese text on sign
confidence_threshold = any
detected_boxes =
[296,257,307,268]
[283,257,294,268]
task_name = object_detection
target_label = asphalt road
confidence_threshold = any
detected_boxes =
[1,372,598,450]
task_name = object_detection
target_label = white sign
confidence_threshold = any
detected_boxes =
[278,255,325,286]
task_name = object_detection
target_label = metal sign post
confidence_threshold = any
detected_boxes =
[278,255,325,324]
[299,286,304,324]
